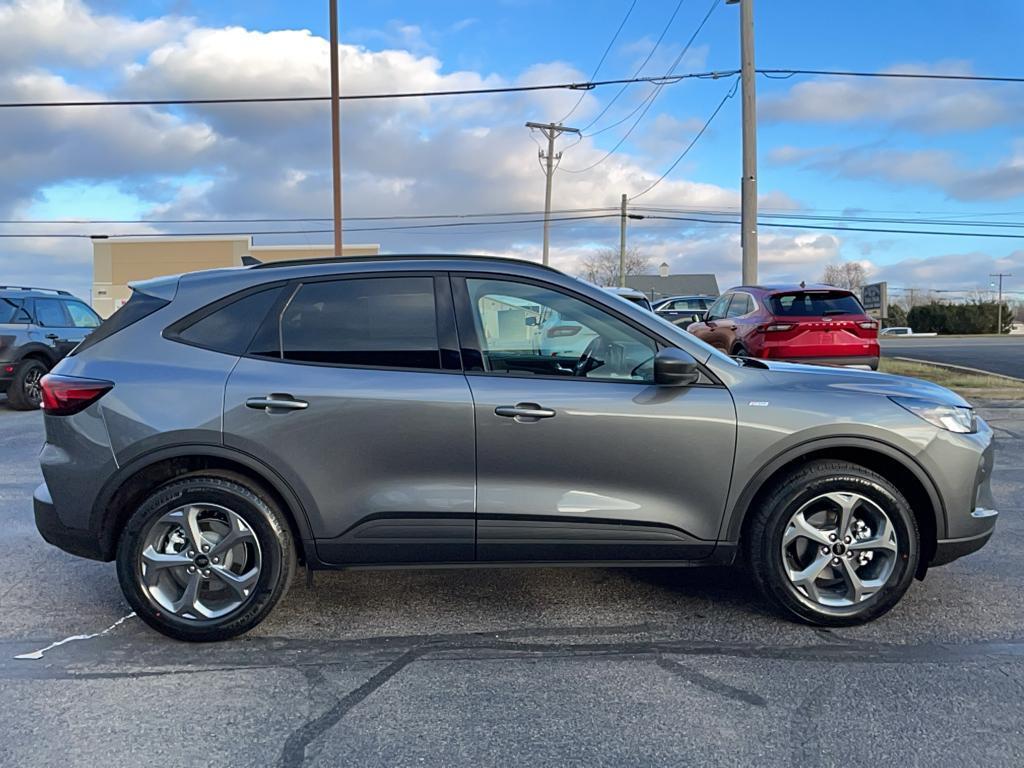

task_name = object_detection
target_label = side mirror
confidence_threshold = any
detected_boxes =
[524,316,538,326]
[654,347,700,387]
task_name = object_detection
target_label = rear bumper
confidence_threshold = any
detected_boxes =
[33,482,106,561]
[931,507,998,567]
[769,354,879,369]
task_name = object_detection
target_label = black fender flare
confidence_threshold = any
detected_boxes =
[723,436,946,543]
[12,343,58,367]
[90,443,316,560]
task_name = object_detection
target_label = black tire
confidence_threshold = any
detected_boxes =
[744,460,919,626]
[116,471,296,642]
[6,358,48,410]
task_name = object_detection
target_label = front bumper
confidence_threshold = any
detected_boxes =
[932,507,999,566]
[33,482,106,561]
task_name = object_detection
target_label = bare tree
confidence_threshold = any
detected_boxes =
[579,247,652,287]
[820,262,867,293]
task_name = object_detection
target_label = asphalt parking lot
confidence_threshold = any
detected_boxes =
[882,335,1024,379]
[1,395,1023,767]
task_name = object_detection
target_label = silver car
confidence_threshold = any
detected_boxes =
[33,255,998,641]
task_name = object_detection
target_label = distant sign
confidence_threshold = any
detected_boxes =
[861,281,887,319]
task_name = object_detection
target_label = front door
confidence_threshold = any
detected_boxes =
[454,276,737,562]
[30,298,81,357]
[223,273,476,565]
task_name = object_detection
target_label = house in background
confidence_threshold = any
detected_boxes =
[91,235,379,317]
[626,267,720,303]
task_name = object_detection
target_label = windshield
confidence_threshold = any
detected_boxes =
[768,290,865,316]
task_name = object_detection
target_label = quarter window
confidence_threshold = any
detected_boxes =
[464,278,657,383]
[178,287,283,355]
[254,277,441,370]
[63,301,101,329]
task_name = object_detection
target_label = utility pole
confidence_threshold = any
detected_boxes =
[990,273,1012,334]
[526,121,580,265]
[329,0,343,256]
[619,194,628,287]
[728,0,758,284]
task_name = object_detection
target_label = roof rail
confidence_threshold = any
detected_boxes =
[0,285,71,295]
[249,253,562,273]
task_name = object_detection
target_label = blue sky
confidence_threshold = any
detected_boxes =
[3,0,1024,300]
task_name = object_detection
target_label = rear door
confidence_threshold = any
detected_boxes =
[223,273,476,565]
[454,275,736,562]
[30,298,78,357]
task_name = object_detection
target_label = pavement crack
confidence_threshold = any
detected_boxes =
[654,655,767,707]
[278,647,421,768]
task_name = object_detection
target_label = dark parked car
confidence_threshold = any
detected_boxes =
[34,256,995,641]
[1,286,102,409]
[687,284,880,369]
[652,295,714,326]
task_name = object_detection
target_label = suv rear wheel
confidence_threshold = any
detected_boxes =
[745,460,919,625]
[116,472,296,641]
[6,358,48,410]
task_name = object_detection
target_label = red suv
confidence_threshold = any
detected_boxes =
[687,284,880,369]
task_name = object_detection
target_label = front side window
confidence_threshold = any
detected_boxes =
[34,299,69,327]
[254,277,440,370]
[705,294,730,321]
[63,301,101,328]
[669,298,708,311]
[464,278,657,383]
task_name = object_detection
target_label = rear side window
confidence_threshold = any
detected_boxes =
[252,277,440,370]
[769,291,865,316]
[727,293,753,317]
[34,298,69,327]
[70,290,170,356]
[175,287,282,355]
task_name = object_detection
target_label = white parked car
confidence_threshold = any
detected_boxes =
[881,326,914,336]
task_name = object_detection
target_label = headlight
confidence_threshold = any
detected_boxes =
[890,396,977,434]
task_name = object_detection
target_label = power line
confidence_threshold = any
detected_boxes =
[759,68,1024,84]
[0,213,620,239]
[3,67,1019,111]
[0,70,737,110]
[578,0,689,134]
[561,0,721,174]
[643,214,1024,239]
[558,0,639,123]
[628,77,739,200]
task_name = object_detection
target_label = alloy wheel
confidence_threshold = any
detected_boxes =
[781,491,898,608]
[138,503,262,621]
[23,367,43,407]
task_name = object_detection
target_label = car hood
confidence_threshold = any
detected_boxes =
[758,360,971,408]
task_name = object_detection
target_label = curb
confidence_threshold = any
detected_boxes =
[891,356,1024,384]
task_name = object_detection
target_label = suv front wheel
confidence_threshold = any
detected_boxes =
[116,472,296,641]
[746,460,919,625]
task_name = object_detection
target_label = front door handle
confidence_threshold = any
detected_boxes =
[246,394,309,412]
[45,333,60,340]
[495,403,556,422]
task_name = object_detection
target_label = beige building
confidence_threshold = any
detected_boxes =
[91,235,380,317]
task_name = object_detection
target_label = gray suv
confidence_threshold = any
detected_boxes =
[1,286,101,409]
[33,256,998,641]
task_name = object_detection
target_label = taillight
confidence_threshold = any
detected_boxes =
[858,320,878,330]
[546,325,582,338]
[758,323,795,333]
[39,374,113,415]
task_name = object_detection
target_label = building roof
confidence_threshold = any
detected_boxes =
[625,273,720,299]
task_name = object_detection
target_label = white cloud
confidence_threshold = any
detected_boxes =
[0,0,190,69]
[760,62,1020,134]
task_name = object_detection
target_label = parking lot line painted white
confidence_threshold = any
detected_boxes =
[13,613,136,660]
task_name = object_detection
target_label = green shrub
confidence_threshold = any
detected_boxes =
[907,301,1012,334]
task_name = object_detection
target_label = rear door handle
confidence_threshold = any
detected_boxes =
[494,403,556,422]
[246,394,309,412]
